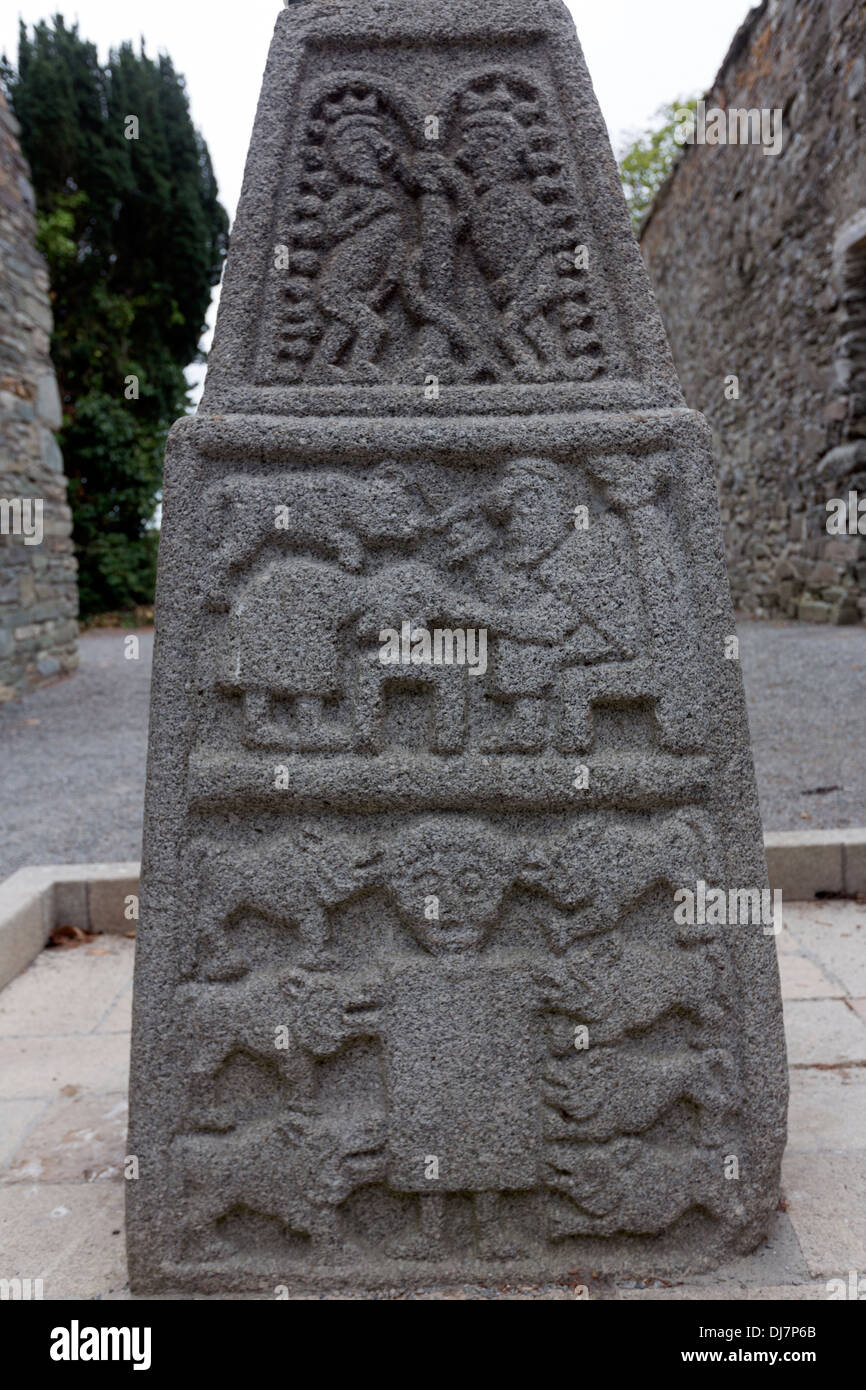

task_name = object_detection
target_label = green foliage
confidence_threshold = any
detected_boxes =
[1,15,229,615]
[618,98,698,235]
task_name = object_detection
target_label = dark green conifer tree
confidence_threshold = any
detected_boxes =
[2,16,229,613]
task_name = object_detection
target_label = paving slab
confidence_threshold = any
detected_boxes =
[783,999,866,1066]
[0,1181,127,1300]
[782,1153,866,1279]
[778,952,842,1001]
[784,901,866,996]
[668,1212,811,1289]
[0,1091,127,1185]
[95,985,132,1035]
[0,1097,48,1166]
[787,1068,866,1152]
[0,934,134,1037]
[775,926,803,955]
[0,1035,130,1100]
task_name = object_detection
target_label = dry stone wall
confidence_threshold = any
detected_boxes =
[641,0,866,622]
[0,89,77,697]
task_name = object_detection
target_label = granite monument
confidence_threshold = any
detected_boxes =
[127,0,788,1291]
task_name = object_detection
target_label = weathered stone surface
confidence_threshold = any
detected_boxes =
[641,0,866,623]
[128,0,787,1292]
[0,88,78,695]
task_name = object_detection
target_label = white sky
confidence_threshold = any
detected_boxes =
[0,0,756,392]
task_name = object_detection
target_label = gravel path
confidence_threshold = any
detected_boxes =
[0,630,152,880]
[738,621,866,833]
[0,621,865,879]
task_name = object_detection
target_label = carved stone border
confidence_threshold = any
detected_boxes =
[1,836,862,994]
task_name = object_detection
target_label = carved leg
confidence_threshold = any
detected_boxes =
[521,315,566,375]
[482,696,546,752]
[187,1026,236,1128]
[430,668,468,753]
[334,530,365,572]
[243,690,274,747]
[295,695,352,752]
[496,326,548,382]
[310,1205,342,1259]
[353,660,386,752]
[388,1192,446,1261]
[346,300,388,378]
[317,316,355,374]
[199,901,247,982]
[297,905,337,972]
[474,1192,520,1260]
[653,686,705,753]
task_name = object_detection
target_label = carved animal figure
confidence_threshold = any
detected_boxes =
[542,937,729,1045]
[543,1136,746,1238]
[176,971,316,1129]
[283,966,385,1056]
[530,810,718,952]
[203,463,423,604]
[177,1109,388,1258]
[187,831,381,978]
[542,1046,739,1144]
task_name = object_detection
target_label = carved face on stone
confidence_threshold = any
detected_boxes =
[456,113,527,192]
[330,117,394,185]
[387,819,513,954]
[365,463,425,542]
[487,457,569,566]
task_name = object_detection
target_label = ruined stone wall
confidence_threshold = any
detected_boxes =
[0,89,78,697]
[641,0,866,621]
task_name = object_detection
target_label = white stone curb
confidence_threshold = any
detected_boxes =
[0,834,864,992]
[764,829,866,902]
[0,862,139,992]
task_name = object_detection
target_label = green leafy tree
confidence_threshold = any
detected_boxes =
[1,16,229,614]
[618,98,698,235]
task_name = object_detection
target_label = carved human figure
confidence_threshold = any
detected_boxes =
[284,819,535,1258]
[282,817,588,1259]
[452,88,575,381]
[315,112,408,381]
[188,811,728,1258]
[438,457,644,751]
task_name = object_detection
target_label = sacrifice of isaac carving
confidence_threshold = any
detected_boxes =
[201,456,656,757]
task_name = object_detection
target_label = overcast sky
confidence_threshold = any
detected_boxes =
[2,0,756,220]
[1,0,756,392]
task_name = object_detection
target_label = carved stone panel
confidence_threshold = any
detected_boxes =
[128,0,787,1294]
